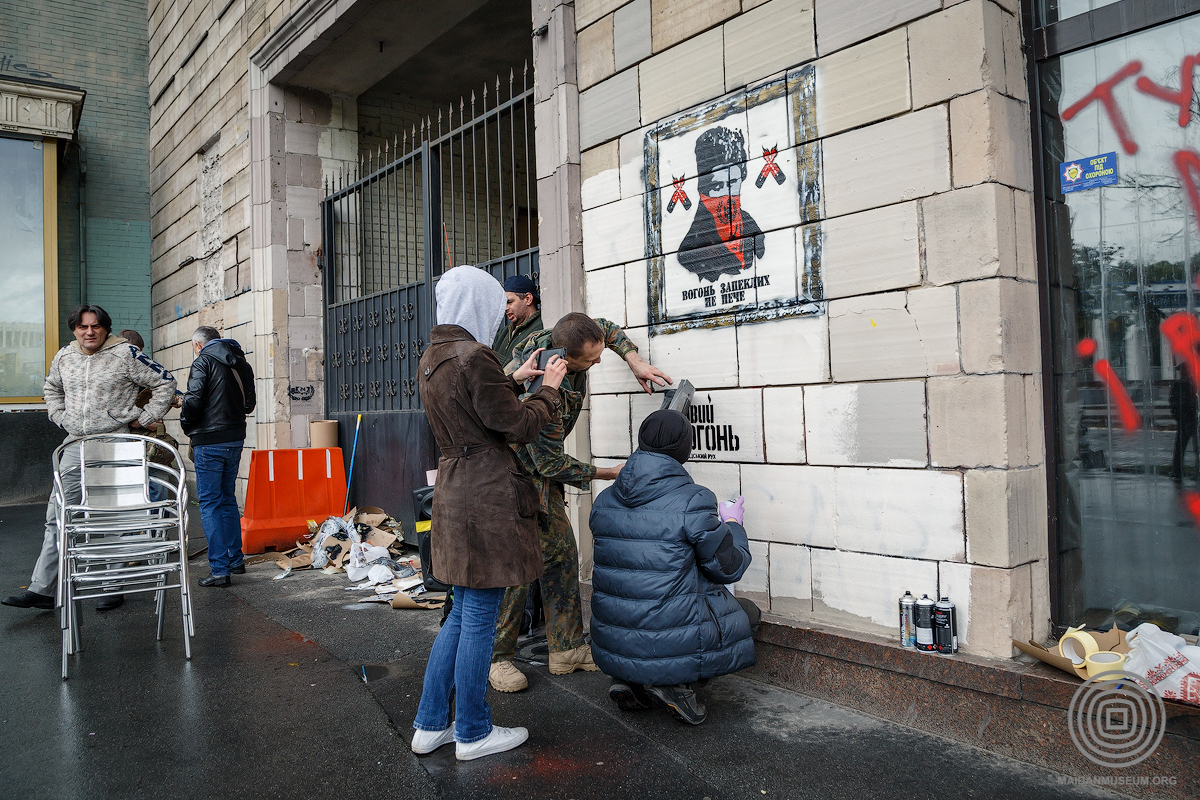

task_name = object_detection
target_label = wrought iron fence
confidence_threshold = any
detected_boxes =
[322,65,539,414]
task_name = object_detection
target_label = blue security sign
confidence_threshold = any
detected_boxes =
[1061,152,1118,193]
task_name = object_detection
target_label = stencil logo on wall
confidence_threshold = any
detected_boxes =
[643,66,823,335]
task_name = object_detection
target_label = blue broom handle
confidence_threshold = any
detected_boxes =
[343,413,363,515]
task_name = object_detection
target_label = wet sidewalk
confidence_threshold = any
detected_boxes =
[0,503,1123,799]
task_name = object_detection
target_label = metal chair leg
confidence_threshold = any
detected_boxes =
[155,573,166,641]
[71,599,82,653]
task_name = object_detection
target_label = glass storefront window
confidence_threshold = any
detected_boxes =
[0,136,47,399]
[1042,15,1200,636]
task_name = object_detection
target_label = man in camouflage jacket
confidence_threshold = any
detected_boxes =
[488,313,671,692]
[2,305,176,612]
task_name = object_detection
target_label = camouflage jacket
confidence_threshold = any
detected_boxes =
[505,318,637,514]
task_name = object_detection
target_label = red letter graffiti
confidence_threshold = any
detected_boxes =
[1174,150,1200,236]
[1136,55,1198,127]
[1076,337,1142,430]
[1181,491,1200,540]
[1162,313,1200,395]
[1061,61,1143,155]
[1094,359,1142,431]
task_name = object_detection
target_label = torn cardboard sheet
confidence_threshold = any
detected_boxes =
[1014,624,1130,680]
[390,592,446,609]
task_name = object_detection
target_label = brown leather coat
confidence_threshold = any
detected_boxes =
[419,324,562,589]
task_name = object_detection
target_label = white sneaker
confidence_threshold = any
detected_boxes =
[411,723,456,754]
[455,725,529,761]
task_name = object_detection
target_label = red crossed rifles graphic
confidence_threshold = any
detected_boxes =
[666,175,691,213]
[756,146,785,188]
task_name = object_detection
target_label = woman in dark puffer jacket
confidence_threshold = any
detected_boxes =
[589,410,759,725]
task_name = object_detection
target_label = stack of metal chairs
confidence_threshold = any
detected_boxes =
[54,433,195,679]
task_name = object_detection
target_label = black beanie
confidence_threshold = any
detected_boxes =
[638,410,692,464]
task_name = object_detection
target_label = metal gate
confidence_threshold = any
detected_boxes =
[321,67,538,522]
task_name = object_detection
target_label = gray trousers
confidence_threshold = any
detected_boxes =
[29,446,80,597]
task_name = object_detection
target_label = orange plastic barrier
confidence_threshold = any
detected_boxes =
[240,448,347,554]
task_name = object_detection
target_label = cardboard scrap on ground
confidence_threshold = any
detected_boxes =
[1013,624,1130,680]
[390,592,446,609]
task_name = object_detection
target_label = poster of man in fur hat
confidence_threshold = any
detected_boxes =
[645,72,822,327]
[677,127,767,283]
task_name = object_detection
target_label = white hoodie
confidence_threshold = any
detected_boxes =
[434,265,506,345]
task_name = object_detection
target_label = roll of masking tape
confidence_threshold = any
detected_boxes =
[1085,651,1127,680]
[1058,627,1099,666]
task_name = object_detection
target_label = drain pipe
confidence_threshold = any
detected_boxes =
[78,143,87,303]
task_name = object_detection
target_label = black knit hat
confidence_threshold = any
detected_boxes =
[637,410,692,464]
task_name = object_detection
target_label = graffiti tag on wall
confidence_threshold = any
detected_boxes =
[643,67,823,335]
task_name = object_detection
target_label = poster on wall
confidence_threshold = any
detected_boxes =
[643,66,824,335]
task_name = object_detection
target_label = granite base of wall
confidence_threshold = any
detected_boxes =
[0,412,60,506]
[580,581,1197,797]
[746,617,1200,799]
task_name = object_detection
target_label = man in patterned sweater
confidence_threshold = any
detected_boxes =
[488,312,671,692]
[2,305,176,612]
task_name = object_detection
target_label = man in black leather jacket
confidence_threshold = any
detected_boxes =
[181,326,256,587]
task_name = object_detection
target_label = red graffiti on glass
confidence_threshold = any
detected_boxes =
[755,147,784,189]
[1180,491,1200,538]
[1162,312,1200,394]
[1061,61,1143,154]
[1173,150,1200,234]
[1095,359,1142,430]
[667,175,691,213]
[1136,55,1199,127]
[1077,337,1142,430]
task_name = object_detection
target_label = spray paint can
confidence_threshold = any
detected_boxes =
[934,597,958,654]
[915,594,937,652]
[899,591,916,647]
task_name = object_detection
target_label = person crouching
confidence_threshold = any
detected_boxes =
[588,409,759,725]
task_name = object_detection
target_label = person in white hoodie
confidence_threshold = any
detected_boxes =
[2,305,177,612]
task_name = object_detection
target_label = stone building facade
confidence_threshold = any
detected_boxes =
[574,0,1043,659]
[143,0,1200,682]
[134,0,1200,784]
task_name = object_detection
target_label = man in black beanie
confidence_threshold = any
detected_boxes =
[491,274,542,361]
[587,410,759,725]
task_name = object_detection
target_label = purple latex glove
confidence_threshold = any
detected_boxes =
[718,495,744,526]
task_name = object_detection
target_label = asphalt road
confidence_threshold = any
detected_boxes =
[0,502,1123,800]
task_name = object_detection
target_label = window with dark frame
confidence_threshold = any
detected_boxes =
[1029,0,1200,637]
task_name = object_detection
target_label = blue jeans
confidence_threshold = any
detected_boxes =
[414,586,505,743]
[193,442,244,576]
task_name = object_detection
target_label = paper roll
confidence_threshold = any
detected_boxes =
[1085,651,1127,679]
[1059,627,1099,665]
[310,420,339,449]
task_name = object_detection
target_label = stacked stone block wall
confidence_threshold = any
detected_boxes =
[577,0,1047,658]
[148,0,310,500]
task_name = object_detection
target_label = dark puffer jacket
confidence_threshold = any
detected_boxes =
[589,449,755,686]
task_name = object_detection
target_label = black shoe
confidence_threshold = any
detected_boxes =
[645,684,707,725]
[1,590,54,610]
[230,565,246,575]
[96,594,124,611]
[609,681,653,711]
[199,574,231,587]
